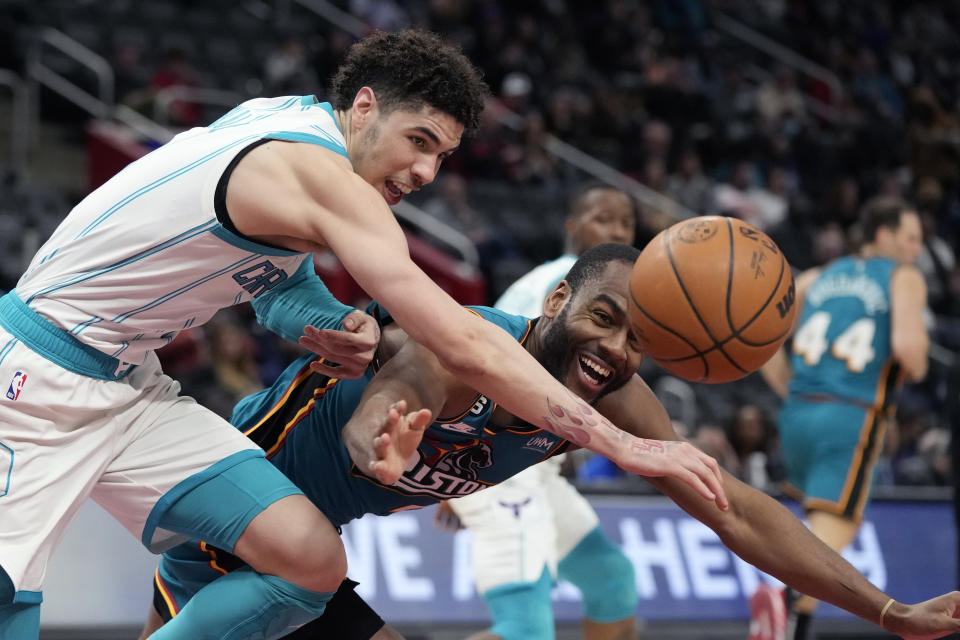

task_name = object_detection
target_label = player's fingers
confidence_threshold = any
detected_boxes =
[678,469,717,504]
[693,456,728,510]
[299,337,375,374]
[305,326,378,350]
[410,408,432,430]
[308,358,365,379]
[371,461,398,485]
[336,312,380,340]
[373,433,392,459]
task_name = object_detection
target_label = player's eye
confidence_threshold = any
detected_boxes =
[411,136,426,147]
[594,310,612,324]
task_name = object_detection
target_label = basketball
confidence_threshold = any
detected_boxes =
[628,216,797,383]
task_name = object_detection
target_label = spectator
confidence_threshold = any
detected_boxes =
[666,147,715,215]
[263,35,320,96]
[727,404,782,491]
[755,67,808,137]
[713,160,759,224]
[748,165,790,232]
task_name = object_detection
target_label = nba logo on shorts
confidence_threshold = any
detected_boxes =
[6,371,26,400]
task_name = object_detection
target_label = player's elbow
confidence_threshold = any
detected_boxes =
[893,337,929,382]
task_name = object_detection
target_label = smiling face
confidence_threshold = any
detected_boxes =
[348,91,463,206]
[537,260,644,402]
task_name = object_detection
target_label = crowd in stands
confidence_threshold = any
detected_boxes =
[2,0,957,493]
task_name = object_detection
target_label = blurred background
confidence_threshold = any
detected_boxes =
[0,0,957,638]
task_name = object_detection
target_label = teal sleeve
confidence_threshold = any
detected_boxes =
[251,257,355,342]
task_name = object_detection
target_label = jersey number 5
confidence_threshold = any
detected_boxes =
[792,311,876,372]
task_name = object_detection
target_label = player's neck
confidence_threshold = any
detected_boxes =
[333,109,352,147]
[525,318,547,363]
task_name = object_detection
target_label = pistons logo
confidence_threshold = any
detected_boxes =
[6,371,26,400]
[389,438,495,499]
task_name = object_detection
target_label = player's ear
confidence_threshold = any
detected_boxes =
[542,281,570,319]
[351,87,378,128]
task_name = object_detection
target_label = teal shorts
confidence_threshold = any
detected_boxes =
[779,398,886,522]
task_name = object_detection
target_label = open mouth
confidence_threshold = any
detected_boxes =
[577,353,613,389]
[385,179,408,203]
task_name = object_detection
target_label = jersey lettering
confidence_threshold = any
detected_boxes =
[232,261,289,298]
[470,396,489,415]
[391,441,493,500]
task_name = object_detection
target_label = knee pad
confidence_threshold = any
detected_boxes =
[483,566,554,640]
[558,525,638,623]
[151,568,334,640]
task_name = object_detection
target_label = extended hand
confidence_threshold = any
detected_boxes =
[623,439,729,511]
[368,399,432,485]
[299,310,380,378]
[883,592,960,640]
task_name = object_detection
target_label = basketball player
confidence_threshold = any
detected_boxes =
[438,181,640,640]
[0,30,715,640]
[144,243,960,640]
[759,196,929,640]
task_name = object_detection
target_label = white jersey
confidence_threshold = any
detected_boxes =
[15,95,346,366]
[493,254,577,318]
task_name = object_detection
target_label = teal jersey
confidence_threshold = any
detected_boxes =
[788,256,901,406]
[230,305,569,528]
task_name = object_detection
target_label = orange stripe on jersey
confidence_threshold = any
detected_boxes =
[154,567,181,617]
[243,361,319,438]
[873,360,900,411]
[199,540,230,576]
[261,380,338,458]
[478,309,540,422]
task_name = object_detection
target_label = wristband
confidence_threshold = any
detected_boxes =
[879,597,895,627]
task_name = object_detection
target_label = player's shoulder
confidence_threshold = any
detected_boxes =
[890,262,926,291]
[465,305,532,336]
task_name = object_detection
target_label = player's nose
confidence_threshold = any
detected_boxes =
[598,331,629,370]
[411,157,436,188]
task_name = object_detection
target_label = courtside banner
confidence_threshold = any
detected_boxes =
[341,494,955,623]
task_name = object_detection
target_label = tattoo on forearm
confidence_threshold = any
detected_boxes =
[544,395,624,446]
[543,416,590,445]
[632,439,666,455]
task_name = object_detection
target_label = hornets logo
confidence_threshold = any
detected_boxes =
[390,434,494,499]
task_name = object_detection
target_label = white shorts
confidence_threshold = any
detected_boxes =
[448,455,599,594]
[0,329,260,595]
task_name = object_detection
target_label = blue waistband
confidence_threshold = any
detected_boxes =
[0,292,133,380]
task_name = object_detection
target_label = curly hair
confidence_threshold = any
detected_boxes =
[329,29,488,130]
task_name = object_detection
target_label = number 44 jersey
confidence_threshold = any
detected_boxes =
[788,256,899,406]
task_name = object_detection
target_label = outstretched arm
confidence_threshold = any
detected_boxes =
[226,141,721,488]
[597,376,960,639]
[343,320,727,506]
